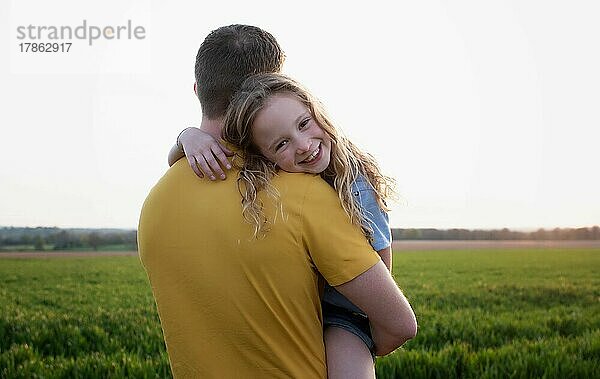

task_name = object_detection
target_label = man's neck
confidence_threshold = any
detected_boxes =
[199,116,224,140]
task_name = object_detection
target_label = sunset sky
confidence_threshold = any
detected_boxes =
[1,0,599,230]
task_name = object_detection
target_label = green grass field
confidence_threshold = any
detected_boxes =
[1,248,598,378]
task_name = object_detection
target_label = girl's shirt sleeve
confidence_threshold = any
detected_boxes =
[352,175,392,251]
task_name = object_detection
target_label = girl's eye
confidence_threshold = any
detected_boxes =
[275,140,288,151]
[299,117,311,130]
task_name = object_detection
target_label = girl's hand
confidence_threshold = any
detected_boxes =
[178,127,234,180]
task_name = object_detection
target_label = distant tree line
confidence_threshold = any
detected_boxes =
[391,226,600,240]
[1,225,599,252]
[0,227,137,252]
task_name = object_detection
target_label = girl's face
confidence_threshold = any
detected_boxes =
[251,93,332,174]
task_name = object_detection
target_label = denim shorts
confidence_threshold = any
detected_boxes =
[322,301,376,360]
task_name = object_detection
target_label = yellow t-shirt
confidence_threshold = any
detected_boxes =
[139,159,380,378]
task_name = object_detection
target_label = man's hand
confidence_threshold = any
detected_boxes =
[176,127,234,180]
[335,261,417,356]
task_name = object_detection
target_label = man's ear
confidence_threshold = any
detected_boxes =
[193,82,198,96]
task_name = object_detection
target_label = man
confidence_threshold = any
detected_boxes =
[138,24,416,378]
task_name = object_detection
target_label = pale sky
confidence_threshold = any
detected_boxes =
[1,0,599,230]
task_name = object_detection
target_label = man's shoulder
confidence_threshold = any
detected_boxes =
[273,171,321,186]
[141,159,211,214]
[273,172,336,198]
[163,159,197,183]
[272,173,348,219]
[151,159,223,194]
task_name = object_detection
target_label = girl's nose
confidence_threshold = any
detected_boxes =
[296,139,311,153]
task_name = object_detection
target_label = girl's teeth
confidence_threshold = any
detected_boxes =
[305,147,319,162]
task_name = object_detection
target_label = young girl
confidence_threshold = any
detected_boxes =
[172,73,396,378]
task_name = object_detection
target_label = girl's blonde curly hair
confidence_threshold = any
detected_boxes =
[222,73,396,238]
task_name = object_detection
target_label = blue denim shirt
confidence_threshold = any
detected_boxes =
[322,174,391,314]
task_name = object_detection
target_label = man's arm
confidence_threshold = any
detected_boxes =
[300,177,416,355]
[334,261,417,356]
[377,246,392,272]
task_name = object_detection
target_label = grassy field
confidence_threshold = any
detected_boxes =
[0,248,598,378]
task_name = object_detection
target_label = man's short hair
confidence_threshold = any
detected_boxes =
[195,24,285,119]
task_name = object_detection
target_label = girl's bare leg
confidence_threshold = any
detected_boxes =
[324,326,375,379]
